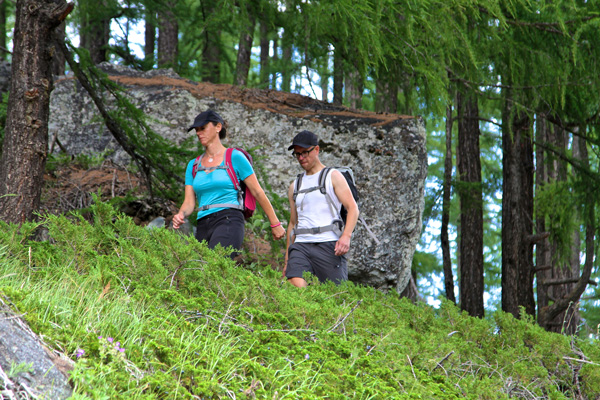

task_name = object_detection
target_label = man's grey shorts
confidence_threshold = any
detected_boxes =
[286,241,347,285]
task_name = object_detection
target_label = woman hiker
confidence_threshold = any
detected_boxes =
[172,110,286,258]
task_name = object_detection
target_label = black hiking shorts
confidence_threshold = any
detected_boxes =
[286,241,347,285]
[195,208,245,259]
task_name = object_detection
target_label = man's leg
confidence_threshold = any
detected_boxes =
[286,243,314,287]
[311,242,347,285]
[288,277,308,287]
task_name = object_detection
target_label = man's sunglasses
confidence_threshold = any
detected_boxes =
[291,147,316,159]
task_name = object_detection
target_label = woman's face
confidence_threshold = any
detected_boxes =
[195,122,222,146]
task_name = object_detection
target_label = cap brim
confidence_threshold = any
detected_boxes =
[288,142,314,150]
[187,119,209,132]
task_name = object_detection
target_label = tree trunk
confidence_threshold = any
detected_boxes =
[201,1,221,83]
[535,116,551,319]
[279,0,294,92]
[345,68,363,109]
[259,20,270,88]
[501,98,535,318]
[538,127,594,331]
[442,102,456,304]
[0,0,73,224]
[400,270,422,302]
[457,89,484,317]
[80,0,110,64]
[280,29,292,92]
[536,122,584,333]
[320,72,329,103]
[52,21,66,76]
[561,131,583,333]
[234,4,256,87]
[0,0,7,60]
[375,77,398,113]
[157,0,178,69]
[270,34,278,90]
[541,129,584,334]
[332,45,343,106]
[144,10,156,64]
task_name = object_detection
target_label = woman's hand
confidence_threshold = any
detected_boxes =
[172,212,186,229]
[271,224,285,240]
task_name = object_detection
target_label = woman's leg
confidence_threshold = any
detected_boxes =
[198,209,245,259]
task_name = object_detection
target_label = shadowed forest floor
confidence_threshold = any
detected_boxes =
[40,160,282,270]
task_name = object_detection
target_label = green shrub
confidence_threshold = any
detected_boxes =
[0,200,598,399]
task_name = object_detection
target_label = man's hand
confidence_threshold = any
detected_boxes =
[334,235,351,256]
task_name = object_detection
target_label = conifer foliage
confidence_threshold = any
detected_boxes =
[0,200,599,398]
[1,0,600,333]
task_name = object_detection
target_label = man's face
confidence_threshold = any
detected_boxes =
[292,145,317,170]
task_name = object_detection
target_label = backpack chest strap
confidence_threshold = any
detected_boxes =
[192,154,229,175]
[293,219,344,237]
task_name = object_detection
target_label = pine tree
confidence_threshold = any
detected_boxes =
[0,0,73,224]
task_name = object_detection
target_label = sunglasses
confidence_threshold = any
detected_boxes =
[291,147,316,159]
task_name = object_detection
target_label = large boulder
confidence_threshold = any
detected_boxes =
[0,298,73,399]
[49,63,427,294]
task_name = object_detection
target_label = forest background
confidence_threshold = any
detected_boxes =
[0,0,599,338]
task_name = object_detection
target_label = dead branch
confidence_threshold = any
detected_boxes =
[328,299,363,333]
[433,351,455,373]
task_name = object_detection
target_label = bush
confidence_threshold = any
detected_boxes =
[0,200,598,399]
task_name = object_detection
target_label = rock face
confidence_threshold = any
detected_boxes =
[0,299,73,399]
[49,63,427,293]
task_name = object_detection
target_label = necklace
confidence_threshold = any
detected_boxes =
[206,149,223,163]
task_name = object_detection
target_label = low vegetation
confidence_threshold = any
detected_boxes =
[0,200,599,399]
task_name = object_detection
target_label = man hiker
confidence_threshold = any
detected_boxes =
[283,130,359,287]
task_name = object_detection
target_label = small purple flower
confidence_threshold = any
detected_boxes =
[76,349,85,358]
[98,336,103,340]
[305,354,310,360]
[118,348,125,353]
[107,337,113,343]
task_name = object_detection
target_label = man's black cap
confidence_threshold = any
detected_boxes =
[288,130,318,150]
[187,110,225,132]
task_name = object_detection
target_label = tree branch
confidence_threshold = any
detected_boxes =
[540,278,598,287]
[538,174,596,327]
[527,232,550,244]
[534,265,552,273]
[53,37,185,197]
[52,2,74,23]
[505,15,600,35]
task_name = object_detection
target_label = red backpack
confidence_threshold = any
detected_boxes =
[192,148,256,219]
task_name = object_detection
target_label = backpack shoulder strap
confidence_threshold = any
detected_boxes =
[321,167,340,219]
[318,167,332,194]
[193,148,244,214]
[292,173,304,203]
[224,148,241,191]
[192,154,203,178]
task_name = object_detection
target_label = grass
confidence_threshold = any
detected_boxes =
[0,200,599,399]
